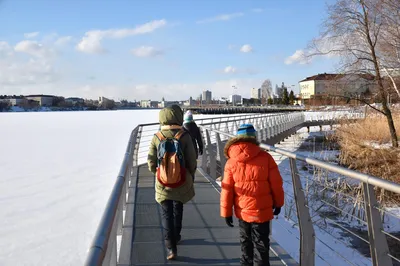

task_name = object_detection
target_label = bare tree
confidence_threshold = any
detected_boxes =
[261,79,273,105]
[309,0,398,147]
[378,0,400,99]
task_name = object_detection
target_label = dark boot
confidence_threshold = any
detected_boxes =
[166,246,177,260]
[252,221,270,266]
[239,219,254,266]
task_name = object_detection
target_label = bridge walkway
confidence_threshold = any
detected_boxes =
[129,165,293,266]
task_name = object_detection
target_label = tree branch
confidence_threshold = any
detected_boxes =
[328,93,386,115]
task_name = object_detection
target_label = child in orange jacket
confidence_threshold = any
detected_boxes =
[220,123,284,266]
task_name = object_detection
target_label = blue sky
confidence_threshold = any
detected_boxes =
[0,0,338,101]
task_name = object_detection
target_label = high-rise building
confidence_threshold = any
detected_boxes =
[251,88,261,99]
[275,82,287,98]
[202,90,212,104]
[229,94,242,105]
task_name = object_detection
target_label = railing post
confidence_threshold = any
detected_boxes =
[289,158,315,266]
[272,117,276,137]
[261,118,266,141]
[133,127,142,166]
[266,118,271,139]
[362,183,392,266]
[215,133,226,179]
[205,129,217,178]
[201,128,208,171]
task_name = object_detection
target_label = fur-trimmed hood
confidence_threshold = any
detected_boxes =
[224,136,260,161]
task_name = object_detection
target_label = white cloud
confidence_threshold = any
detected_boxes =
[196,12,244,24]
[222,66,257,75]
[76,19,167,54]
[54,36,73,46]
[24,32,39,39]
[0,41,13,58]
[285,50,308,65]
[131,46,163,57]
[285,35,347,65]
[240,44,253,53]
[224,66,237,73]
[252,8,264,13]
[14,40,55,58]
[0,41,57,89]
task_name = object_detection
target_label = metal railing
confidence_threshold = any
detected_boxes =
[84,110,372,266]
[84,112,292,266]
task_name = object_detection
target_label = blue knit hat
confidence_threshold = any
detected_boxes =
[184,110,193,123]
[237,124,257,137]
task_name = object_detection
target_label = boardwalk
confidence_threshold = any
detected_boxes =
[130,166,285,266]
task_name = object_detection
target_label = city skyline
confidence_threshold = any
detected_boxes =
[1,0,338,101]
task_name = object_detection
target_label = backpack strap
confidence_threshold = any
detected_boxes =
[174,129,186,140]
[155,131,166,141]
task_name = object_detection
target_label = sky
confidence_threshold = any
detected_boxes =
[0,0,338,101]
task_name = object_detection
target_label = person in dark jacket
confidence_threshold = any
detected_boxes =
[183,110,203,159]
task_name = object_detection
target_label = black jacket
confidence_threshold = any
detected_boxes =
[183,121,204,158]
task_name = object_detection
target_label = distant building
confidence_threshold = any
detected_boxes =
[1,96,29,106]
[251,88,261,99]
[25,95,55,106]
[202,90,212,104]
[65,97,85,105]
[99,96,112,106]
[141,100,159,108]
[299,73,375,99]
[229,94,242,105]
[183,97,196,106]
[159,100,180,108]
[275,82,287,98]
[140,100,149,108]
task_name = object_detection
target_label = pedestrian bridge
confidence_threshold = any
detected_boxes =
[84,111,400,266]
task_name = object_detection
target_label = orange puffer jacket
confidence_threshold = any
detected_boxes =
[220,137,284,223]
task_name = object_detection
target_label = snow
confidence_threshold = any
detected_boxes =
[363,141,392,149]
[0,110,160,266]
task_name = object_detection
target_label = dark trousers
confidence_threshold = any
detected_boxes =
[239,219,271,266]
[160,200,183,251]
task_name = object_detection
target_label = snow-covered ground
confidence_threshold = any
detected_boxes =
[0,110,162,266]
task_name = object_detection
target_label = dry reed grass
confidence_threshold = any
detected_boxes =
[334,111,400,204]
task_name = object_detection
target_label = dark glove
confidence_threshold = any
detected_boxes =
[199,149,203,155]
[225,216,234,227]
[273,207,281,216]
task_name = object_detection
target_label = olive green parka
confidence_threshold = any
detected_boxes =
[147,105,196,204]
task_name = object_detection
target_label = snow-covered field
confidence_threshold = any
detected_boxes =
[0,110,162,266]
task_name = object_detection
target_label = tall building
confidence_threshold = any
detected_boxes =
[229,94,242,105]
[275,82,287,98]
[202,90,212,104]
[251,88,261,99]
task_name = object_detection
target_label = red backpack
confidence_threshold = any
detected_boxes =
[155,129,186,188]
